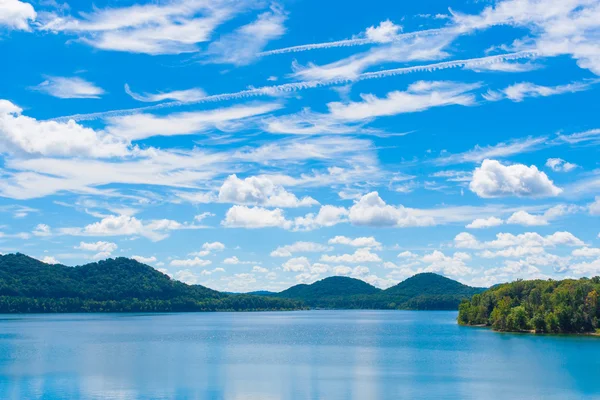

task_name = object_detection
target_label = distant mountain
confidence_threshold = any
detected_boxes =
[0,253,485,313]
[278,276,380,299]
[267,273,484,310]
[0,254,301,313]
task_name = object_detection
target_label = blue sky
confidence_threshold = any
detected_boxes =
[1,0,600,292]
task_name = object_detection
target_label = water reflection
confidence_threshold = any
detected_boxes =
[0,311,599,400]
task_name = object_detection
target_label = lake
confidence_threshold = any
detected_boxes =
[0,311,598,400]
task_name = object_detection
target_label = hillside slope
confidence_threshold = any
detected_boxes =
[0,254,301,313]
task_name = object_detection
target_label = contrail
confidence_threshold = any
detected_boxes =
[52,51,539,122]
[259,27,446,56]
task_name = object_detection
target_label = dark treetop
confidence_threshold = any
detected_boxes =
[458,277,600,334]
[0,253,483,313]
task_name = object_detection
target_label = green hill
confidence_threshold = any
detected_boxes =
[459,277,600,334]
[267,273,483,310]
[0,253,486,313]
[278,276,380,299]
[0,253,301,313]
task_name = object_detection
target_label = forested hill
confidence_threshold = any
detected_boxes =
[0,254,301,313]
[458,277,600,334]
[0,253,484,313]
[268,274,484,310]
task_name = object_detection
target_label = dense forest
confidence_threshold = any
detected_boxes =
[458,277,600,334]
[0,253,484,313]
[269,273,485,310]
[0,254,302,313]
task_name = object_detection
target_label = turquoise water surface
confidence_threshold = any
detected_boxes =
[0,311,599,399]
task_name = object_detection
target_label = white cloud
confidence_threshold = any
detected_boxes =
[223,256,255,265]
[466,217,504,229]
[41,256,59,265]
[0,0,36,31]
[222,206,292,229]
[132,255,157,264]
[328,236,382,249]
[205,6,286,65]
[485,81,594,102]
[194,212,215,222]
[590,197,600,216]
[507,211,548,226]
[32,76,105,99]
[348,192,435,227]
[397,251,418,258]
[75,241,118,253]
[202,241,225,251]
[455,231,585,250]
[282,257,311,272]
[252,266,269,273]
[293,205,348,231]
[61,214,192,242]
[365,20,403,43]
[170,257,212,267]
[435,137,546,165]
[572,248,600,258]
[420,250,473,277]
[507,205,580,226]
[325,81,479,121]
[32,223,52,237]
[0,100,128,158]
[124,84,206,103]
[106,103,280,141]
[546,158,578,172]
[41,0,243,55]
[218,174,318,208]
[320,248,381,263]
[470,159,562,198]
[270,241,330,257]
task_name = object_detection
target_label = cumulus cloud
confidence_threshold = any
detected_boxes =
[32,76,105,99]
[61,214,193,242]
[455,231,585,250]
[328,236,382,249]
[170,257,212,267]
[32,223,52,237]
[348,192,435,227]
[202,241,225,251]
[420,250,473,277]
[270,241,330,257]
[546,158,578,172]
[590,197,600,216]
[469,159,562,198]
[132,255,157,264]
[320,248,381,263]
[218,174,317,208]
[222,206,292,229]
[507,205,580,226]
[466,217,504,229]
[75,241,118,253]
[364,20,403,43]
[293,205,348,231]
[0,100,128,158]
[0,0,36,31]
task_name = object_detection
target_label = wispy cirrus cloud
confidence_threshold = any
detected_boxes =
[124,84,206,103]
[39,0,248,55]
[32,76,105,99]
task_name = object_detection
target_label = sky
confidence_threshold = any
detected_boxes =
[1,0,600,292]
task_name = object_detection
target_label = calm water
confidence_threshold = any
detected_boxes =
[0,311,599,400]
